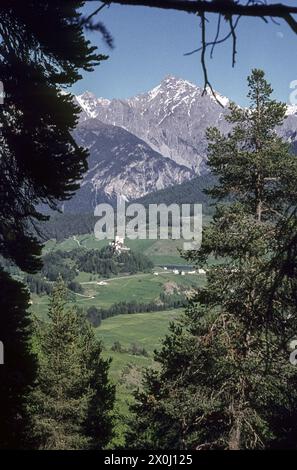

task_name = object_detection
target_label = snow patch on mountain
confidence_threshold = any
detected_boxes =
[75,76,233,173]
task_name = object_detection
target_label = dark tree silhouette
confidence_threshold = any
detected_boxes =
[0,269,37,448]
[0,1,107,272]
[0,1,108,448]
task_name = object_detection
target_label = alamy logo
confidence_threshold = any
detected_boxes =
[94,197,203,251]
[289,339,297,365]
[0,341,4,365]
[0,80,4,131]
[289,80,297,105]
[0,80,4,105]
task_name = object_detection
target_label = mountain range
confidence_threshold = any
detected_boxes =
[65,75,297,212]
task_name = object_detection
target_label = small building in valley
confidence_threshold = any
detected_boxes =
[109,236,130,253]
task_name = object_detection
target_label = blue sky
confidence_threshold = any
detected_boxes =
[71,1,297,106]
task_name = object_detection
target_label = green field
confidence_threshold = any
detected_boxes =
[97,309,182,447]
[30,270,205,319]
[98,309,181,352]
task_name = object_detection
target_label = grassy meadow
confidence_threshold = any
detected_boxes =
[30,233,207,445]
[30,270,205,317]
[97,309,183,447]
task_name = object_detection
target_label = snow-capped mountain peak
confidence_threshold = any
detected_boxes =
[76,91,111,118]
[74,76,233,172]
[137,76,230,109]
[74,76,297,177]
[159,75,197,91]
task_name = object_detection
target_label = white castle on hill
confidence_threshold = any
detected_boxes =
[109,236,130,253]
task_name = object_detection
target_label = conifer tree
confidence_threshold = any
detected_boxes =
[0,1,106,271]
[0,269,37,449]
[29,279,115,450]
[0,2,107,447]
[127,70,297,450]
